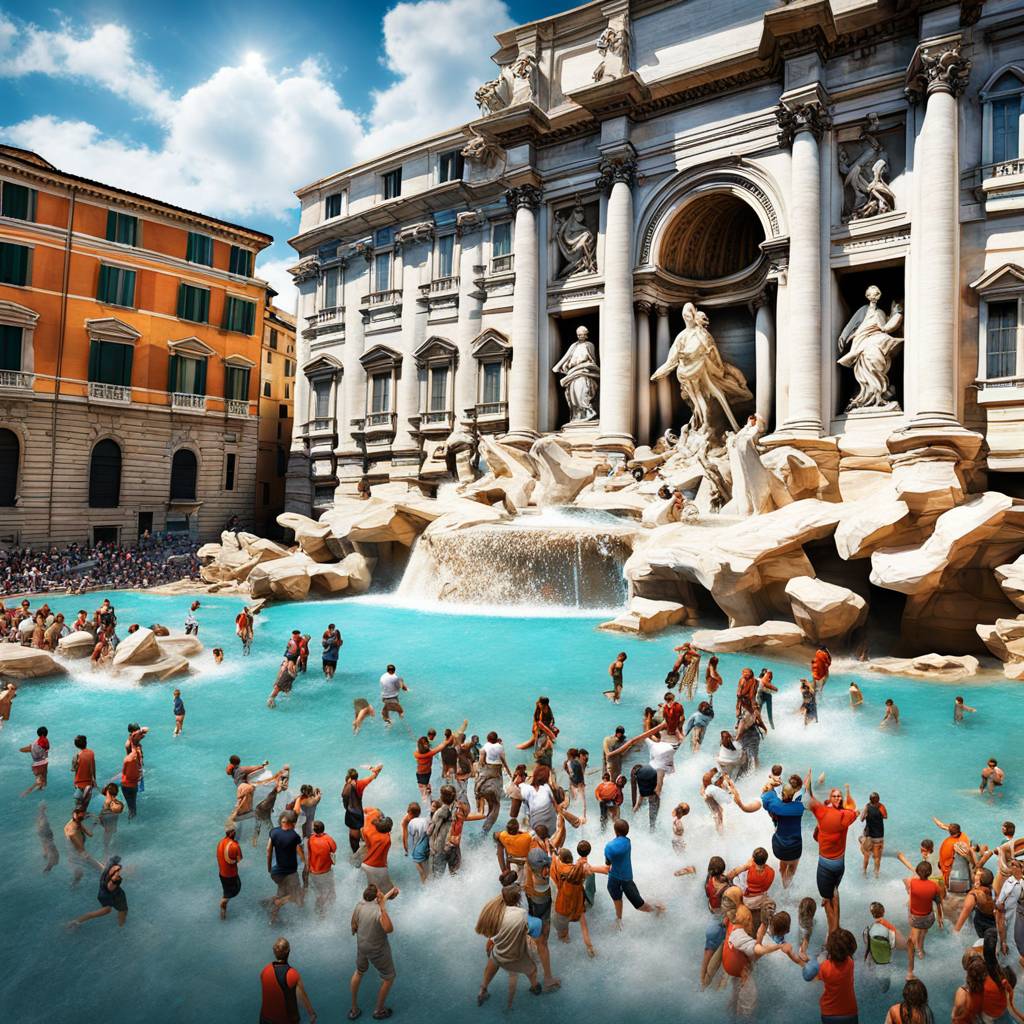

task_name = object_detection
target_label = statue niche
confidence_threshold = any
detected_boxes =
[836,285,904,412]
[553,200,597,278]
[553,325,600,422]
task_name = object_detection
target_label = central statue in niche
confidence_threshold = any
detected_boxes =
[836,285,904,412]
[651,302,751,441]
[553,325,600,421]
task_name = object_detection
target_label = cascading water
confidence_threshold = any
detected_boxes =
[395,507,635,609]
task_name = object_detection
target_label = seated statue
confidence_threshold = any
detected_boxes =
[554,202,597,278]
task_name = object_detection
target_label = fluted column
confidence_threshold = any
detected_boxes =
[754,292,775,427]
[655,305,672,436]
[906,44,970,428]
[635,301,652,445]
[455,215,484,421]
[393,251,424,456]
[775,98,829,437]
[597,156,637,451]
[504,184,542,445]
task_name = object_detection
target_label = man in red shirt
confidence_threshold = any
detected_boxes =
[120,745,142,819]
[903,860,944,975]
[259,938,316,1024]
[659,692,684,743]
[361,808,396,893]
[217,824,243,919]
[727,847,776,930]
[72,734,97,810]
[307,820,337,916]
[808,778,857,934]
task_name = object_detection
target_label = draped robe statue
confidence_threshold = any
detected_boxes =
[552,326,600,421]
[836,286,904,411]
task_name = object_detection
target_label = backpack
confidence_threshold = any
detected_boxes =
[864,925,893,965]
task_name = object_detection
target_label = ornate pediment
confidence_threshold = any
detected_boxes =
[360,344,403,371]
[414,337,458,368]
[85,317,140,344]
[224,353,257,368]
[970,263,1024,296]
[167,336,216,357]
[302,353,343,377]
[0,299,40,329]
[471,329,511,359]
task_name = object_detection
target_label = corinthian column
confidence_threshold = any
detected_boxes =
[775,96,829,437]
[504,184,542,446]
[597,155,637,452]
[753,292,775,427]
[905,44,970,429]
[635,301,652,444]
[655,305,672,436]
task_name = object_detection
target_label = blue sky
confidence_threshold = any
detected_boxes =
[0,0,562,307]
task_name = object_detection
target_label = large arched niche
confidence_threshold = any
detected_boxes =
[659,192,765,281]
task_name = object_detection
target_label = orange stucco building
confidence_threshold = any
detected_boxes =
[0,145,273,544]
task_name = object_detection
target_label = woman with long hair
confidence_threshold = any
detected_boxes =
[519,763,557,836]
[804,927,858,1024]
[700,855,730,987]
[885,978,933,1024]
[716,730,743,776]
[952,954,988,1024]
[979,926,1024,1023]
[706,654,723,696]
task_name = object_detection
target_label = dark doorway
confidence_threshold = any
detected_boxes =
[92,526,118,545]
[88,439,122,508]
[0,427,17,506]
[137,511,153,539]
[170,449,198,500]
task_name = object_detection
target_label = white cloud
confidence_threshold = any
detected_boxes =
[0,4,509,235]
[257,254,299,315]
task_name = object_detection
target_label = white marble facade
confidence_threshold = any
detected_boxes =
[286,0,1024,512]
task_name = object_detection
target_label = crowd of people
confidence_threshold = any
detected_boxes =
[6,604,1023,1024]
[0,532,200,598]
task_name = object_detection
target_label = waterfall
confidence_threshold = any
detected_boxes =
[395,508,635,610]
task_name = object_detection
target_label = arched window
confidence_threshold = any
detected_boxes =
[170,448,198,500]
[982,67,1024,167]
[88,439,122,508]
[0,428,18,506]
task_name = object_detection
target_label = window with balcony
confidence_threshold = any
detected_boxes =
[323,265,343,309]
[987,300,1020,378]
[985,70,1023,167]
[223,295,256,335]
[438,149,464,183]
[96,265,136,308]
[374,252,391,293]
[325,192,344,219]
[0,181,35,221]
[972,265,1024,394]
[471,328,511,417]
[436,234,455,279]
[0,324,20,373]
[225,365,250,402]
[0,242,29,286]
[169,353,207,395]
[186,231,214,266]
[177,283,210,324]
[88,339,134,390]
[491,221,512,273]
[382,167,402,200]
[0,300,37,391]
[229,245,253,277]
[106,210,138,247]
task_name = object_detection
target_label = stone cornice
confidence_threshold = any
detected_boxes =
[758,0,838,61]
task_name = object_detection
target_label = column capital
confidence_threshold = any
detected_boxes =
[775,101,830,148]
[905,43,971,103]
[596,156,637,194]
[655,303,670,319]
[505,184,543,211]
[634,299,654,315]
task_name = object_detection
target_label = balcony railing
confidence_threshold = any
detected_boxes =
[420,409,453,426]
[305,305,344,326]
[476,400,508,418]
[362,289,403,306]
[986,158,1024,179]
[172,392,207,412]
[978,376,1024,391]
[0,369,34,391]
[308,416,337,433]
[227,399,251,417]
[88,381,131,404]
[421,276,459,294]
[490,254,514,274]
[365,411,396,427]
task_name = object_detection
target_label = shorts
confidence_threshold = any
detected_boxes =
[382,699,402,713]
[527,895,552,922]
[356,944,396,980]
[310,872,335,900]
[552,908,571,936]
[772,834,803,862]
[32,764,48,778]
[344,810,365,831]
[273,872,301,899]
[98,888,128,913]
[362,864,394,892]
[821,1016,859,1024]
[607,876,644,910]
[219,874,241,899]
[910,912,935,930]
[705,916,727,951]
[816,856,846,900]
[415,772,431,786]
[411,836,430,864]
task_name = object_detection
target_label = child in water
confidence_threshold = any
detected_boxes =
[798,896,817,957]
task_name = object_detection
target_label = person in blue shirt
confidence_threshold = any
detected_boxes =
[603,819,665,924]
[683,701,715,752]
[172,688,185,737]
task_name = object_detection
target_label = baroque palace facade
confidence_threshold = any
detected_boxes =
[286,0,1024,514]
[0,146,272,545]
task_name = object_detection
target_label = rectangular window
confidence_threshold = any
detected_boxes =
[323,265,342,307]
[437,234,455,278]
[269,329,278,350]
[229,245,253,277]
[374,228,393,247]
[0,241,29,286]
[987,300,1019,378]
[429,366,449,412]
[225,453,236,491]
[371,372,391,413]
[279,403,288,419]
[491,221,512,272]
[267,350,273,364]
[88,340,134,386]
[223,295,257,334]
[438,149,465,183]
[374,252,391,292]
[0,324,21,371]
[106,210,138,246]
[0,182,35,221]
[483,362,501,404]
[313,379,331,418]
[992,97,1022,165]
[177,283,210,324]
[284,384,290,399]
[96,265,136,308]
[186,231,214,266]
[169,353,207,395]
[382,167,402,200]
[325,192,343,219]
[284,359,293,376]
[225,365,250,401]
[263,381,271,397]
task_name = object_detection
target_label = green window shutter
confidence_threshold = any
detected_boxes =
[244,301,255,335]
[106,210,117,242]
[186,233,195,262]
[0,243,28,286]
[119,269,136,307]
[0,324,21,370]
[222,297,233,331]
[122,343,134,388]
[97,265,110,302]
[1,183,31,220]
[196,357,207,395]
[88,340,101,382]
[177,284,187,319]
[168,353,179,393]
[200,289,209,323]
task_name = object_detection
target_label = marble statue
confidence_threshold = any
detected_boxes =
[509,52,538,104]
[553,326,600,421]
[553,201,597,277]
[461,131,502,168]
[475,69,512,115]
[836,286,904,411]
[650,303,752,441]
[838,115,895,220]
[593,26,629,82]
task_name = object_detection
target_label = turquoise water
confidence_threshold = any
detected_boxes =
[2,590,1021,1024]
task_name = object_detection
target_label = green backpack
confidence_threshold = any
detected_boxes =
[864,925,893,965]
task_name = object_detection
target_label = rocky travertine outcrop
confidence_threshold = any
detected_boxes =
[530,436,594,506]
[57,631,97,659]
[599,597,689,634]
[866,653,980,682]
[691,620,807,652]
[0,645,67,679]
[785,576,867,643]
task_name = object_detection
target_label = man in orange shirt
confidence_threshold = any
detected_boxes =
[812,645,832,692]
[494,818,533,879]
[71,734,97,810]
[728,847,776,930]
[258,938,317,1024]
[808,778,857,934]
[307,820,337,916]
[216,824,243,919]
[932,818,973,894]
[361,808,397,895]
